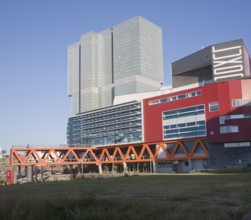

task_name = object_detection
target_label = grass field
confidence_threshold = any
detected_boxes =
[0,172,251,219]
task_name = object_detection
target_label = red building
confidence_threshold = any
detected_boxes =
[143,39,251,171]
[144,79,251,144]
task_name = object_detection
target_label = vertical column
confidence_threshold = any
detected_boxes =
[34,166,38,182]
[25,166,28,177]
[40,166,44,182]
[189,159,193,172]
[152,161,157,173]
[123,162,127,173]
[17,166,21,183]
[14,167,19,184]
[27,166,32,182]
[77,165,81,173]
[98,164,102,174]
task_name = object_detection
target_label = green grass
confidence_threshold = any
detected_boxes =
[1,173,251,219]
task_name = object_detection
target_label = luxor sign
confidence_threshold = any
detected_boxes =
[212,44,244,81]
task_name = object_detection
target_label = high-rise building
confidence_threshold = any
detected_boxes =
[67,16,164,114]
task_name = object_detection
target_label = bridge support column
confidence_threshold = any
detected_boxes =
[25,166,28,177]
[152,161,157,173]
[27,166,32,182]
[98,165,102,174]
[40,166,44,182]
[189,159,192,172]
[34,166,38,182]
[123,162,127,172]
[18,166,21,176]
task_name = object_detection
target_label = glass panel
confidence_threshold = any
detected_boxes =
[176,146,185,154]
[166,143,176,152]
[160,98,168,103]
[183,141,194,152]
[177,94,187,99]
[194,145,205,153]
[187,122,195,126]
[209,102,219,111]
[196,91,202,96]
[220,126,228,134]
[177,123,186,128]
[197,120,205,125]
[229,126,238,133]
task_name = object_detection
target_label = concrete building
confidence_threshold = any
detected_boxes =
[172,39,251,88]
[67,16,164,114]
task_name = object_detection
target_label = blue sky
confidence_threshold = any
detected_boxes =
[0,0,251,152]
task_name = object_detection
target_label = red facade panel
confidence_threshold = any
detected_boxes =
[144,86,209,143]
[206,80,242,142]
[143,79,251,144]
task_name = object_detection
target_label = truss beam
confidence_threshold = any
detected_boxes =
[10,138,209,167]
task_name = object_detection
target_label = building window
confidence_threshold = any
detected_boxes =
[220,125,239,134]
[149,100,160,105]
[177,94,187,99]
[224,142,250,148]
[220,126,228,134]
[219,116,225,125]
[232,99,251,107]
[229,126,239,133]
[149,90,202,106]
[209,102,219,112]
[162,104,206,140]
[219,114,251,125]
[160,98,168,103]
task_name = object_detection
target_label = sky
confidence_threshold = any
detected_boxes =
[0,0,251,152]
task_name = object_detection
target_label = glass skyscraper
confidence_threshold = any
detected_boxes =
[68,16,164,114]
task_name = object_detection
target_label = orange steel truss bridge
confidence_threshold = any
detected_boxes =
[10,138,209,173]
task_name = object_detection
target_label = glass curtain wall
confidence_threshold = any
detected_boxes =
[67,101,142,146]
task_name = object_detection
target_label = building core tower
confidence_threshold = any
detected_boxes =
[67,16,164,114]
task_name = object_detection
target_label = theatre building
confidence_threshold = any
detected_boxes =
[67,39,251,172]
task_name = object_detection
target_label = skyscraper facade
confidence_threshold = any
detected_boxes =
[67,16,164,114]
